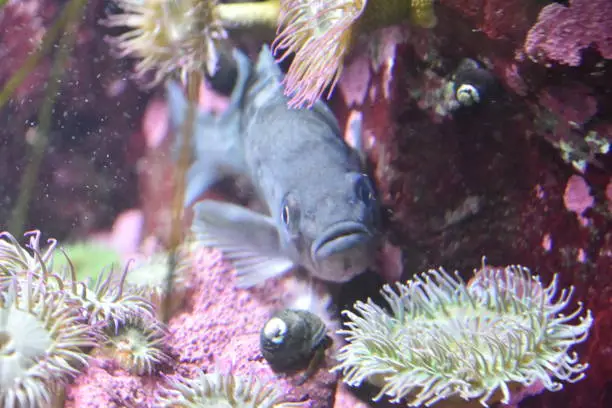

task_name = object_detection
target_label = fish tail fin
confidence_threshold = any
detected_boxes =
[166,48,253,206]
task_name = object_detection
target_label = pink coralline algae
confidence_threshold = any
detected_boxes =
[338,54,371,108]
[524,0,612,66]
[336,26,406,109]
[66,248,337,407]
[563,175,594,217]
[67,360,160,408]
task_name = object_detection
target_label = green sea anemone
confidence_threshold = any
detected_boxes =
[125,246,191,314]
[102,314,169,375]
[101,0,227,86]
[0,230,56,277]
[1,230,155,329]
[157,371,298,407]
[0,274,97,408]
[332,262,593,407]
[61,262,156,328]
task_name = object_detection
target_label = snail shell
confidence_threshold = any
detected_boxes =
[452,58,498,107]
[260,309,330,372]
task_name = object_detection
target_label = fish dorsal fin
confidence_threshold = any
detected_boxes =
[255,44,284,83]
[192,200,296,288]
[243,45,285,113]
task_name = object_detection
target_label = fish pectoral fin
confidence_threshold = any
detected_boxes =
[192,200,296,288]
[233,256,294,289]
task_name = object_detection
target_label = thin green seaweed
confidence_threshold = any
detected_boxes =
[7,0,88,236]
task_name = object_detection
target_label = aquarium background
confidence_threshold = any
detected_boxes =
[0,0,611,407]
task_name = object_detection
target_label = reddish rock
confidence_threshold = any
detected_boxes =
[438,0,540,41]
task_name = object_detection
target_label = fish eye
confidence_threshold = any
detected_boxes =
[280,193,300,234]
[355,174,376,206]
[281,204,291,225]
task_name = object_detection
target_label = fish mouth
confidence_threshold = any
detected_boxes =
[311,221,372,261]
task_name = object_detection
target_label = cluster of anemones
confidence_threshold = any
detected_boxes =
[100,0,438,108]
[0,230,300,407]
[0,230,171,407]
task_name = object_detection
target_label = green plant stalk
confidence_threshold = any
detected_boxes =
[354,0,413,33]
[162,71,201,323]
[0,0,85,110]
[218,0,280,29]
[8,0,88,236]
[356,0,437,31]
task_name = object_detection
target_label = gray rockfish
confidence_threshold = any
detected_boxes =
[166,45,380,288]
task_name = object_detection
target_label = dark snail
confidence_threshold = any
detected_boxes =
[260,309,331,381]
[452,58,498,107]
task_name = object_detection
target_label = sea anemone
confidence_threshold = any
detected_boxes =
[332,262,593,407]
[157,371,298,407]
[0,230,56,277]
[61,262,156,329]
[101,314,169,375]
[273,0,437,108]
[100,0,227,87]
[1,230,154,329]
[125,246,191,314]
[273,0,366,108]
[0,274,97,408]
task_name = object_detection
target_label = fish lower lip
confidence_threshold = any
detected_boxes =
[312,222,371,260]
